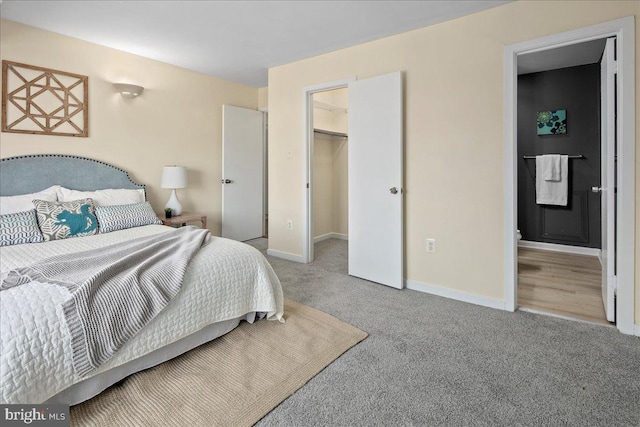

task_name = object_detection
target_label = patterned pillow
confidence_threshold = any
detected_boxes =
[96,201,162,233]
[33,198,98,241]
[0,210,44,246]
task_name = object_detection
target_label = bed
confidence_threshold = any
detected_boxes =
[0,154,284,405]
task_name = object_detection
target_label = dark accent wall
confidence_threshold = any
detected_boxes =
[517,64,601,248]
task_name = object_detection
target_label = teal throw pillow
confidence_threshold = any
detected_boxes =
[33,198,98,241]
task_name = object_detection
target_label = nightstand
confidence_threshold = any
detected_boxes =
[162,212,207,229]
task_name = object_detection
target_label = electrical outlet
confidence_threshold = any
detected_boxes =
[287,220,293,230]
[426,238,436,253]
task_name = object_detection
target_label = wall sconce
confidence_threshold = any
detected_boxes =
[113,83,144,98]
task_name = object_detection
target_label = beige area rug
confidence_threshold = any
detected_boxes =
[71,300,368,427]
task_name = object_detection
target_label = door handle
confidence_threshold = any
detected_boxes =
[221,179,232,184]
[390,187,398,194]
[591,186,602,193]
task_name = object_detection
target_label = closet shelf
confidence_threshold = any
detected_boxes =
[313,100,347,114]
[314,128,348,138]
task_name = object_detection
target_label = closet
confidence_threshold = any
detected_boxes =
[312,88,348,243]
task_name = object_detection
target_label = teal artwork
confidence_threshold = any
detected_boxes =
[537,109,567,135]
[55,205,97,236]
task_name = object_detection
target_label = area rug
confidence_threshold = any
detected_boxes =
[71,299,368,426]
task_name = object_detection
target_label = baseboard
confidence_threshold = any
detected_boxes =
[266,249,305,263]
[313,232,348,243]
[634,324,640,337]
[405,280,505,310]
[518,240,601,257]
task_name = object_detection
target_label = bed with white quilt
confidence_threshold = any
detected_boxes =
[0,154,284,405]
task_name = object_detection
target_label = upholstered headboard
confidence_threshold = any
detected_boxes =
[0,154,146,197]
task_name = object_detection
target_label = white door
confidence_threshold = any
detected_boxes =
[222,105,264,241]
[348,71,403,289]
[600,38,616,322]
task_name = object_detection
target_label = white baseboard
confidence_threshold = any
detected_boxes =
[313,232,348,243]
[634,324,640,337]
[266,249,305,263]
[518,240,601,257]
[405,280,505,310]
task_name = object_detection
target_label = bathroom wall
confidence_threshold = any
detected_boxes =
[517,64,601,248]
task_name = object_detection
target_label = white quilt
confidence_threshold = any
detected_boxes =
[0,225,284,404]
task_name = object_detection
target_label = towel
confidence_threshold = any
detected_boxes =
[538,154,561,181]
[536,154,568,205]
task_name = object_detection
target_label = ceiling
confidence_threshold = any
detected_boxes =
[0,1,512,87]
[517,38,607,75]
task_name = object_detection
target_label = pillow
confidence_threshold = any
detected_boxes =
[96,201,162,233]
[33,198,98,241]
[0,185,60,215]
[0,210,44,246]
[56,187,145,206]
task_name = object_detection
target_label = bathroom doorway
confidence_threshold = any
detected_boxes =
[516,40,609,324]
[503,17,635,334]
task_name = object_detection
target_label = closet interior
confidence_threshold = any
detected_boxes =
[312,88,348,244]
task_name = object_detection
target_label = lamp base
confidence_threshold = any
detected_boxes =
[165,189,183,216]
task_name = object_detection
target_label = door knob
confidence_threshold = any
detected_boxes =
[390,187,398,194]
[222,179,232,184]
[591,186,602,193]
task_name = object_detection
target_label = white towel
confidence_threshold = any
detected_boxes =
[536,155,568,205]
[537,154,561,181]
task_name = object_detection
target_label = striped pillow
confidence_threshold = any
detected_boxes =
[0,210,44,246]
[96,202,162,233]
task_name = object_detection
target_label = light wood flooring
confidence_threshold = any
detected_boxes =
[517,247,610,325]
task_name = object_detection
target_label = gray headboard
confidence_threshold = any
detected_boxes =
[0,154,146,197]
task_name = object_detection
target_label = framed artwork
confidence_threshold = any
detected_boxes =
[2,60,88,137]
[537,109,566,135]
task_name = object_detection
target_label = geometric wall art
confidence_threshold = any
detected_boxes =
[2,61,88,137]
[536,109,566,135]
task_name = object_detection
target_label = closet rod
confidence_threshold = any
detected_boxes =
[314,128,348,138]
[522,154,584,159]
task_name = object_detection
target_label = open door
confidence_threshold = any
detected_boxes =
[348,71,403,289]
[222,105,264,241]
[599,38,616,322]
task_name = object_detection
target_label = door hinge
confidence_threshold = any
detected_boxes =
[306,183,309,189]
[611,275,618,294]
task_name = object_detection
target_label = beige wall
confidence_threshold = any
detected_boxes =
[267,1,640,322]
[0,20,259,235]
[312,134,335,238]
[258,87,268,111]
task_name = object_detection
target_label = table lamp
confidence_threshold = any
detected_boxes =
[161,166,187,216]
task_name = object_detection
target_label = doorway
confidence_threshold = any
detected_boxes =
[311,88,349,247]
[504,17,635,334]
[516,41,608,324]
[303,72,404,289]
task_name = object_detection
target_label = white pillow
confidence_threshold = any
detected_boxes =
[0,185,60,215]
[57,187,145,206]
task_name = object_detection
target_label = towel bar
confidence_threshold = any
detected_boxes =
[522,155,584,159]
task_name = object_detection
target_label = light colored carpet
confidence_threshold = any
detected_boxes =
[250,238,640,427]
[71,299,367,427]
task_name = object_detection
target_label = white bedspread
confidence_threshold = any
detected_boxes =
[0,225,284,404]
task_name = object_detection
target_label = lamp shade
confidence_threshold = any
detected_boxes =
[161,166,187,189]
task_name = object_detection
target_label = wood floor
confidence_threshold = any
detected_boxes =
[517,248,610,325]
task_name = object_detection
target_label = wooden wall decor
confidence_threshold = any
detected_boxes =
[2,61,88,137]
